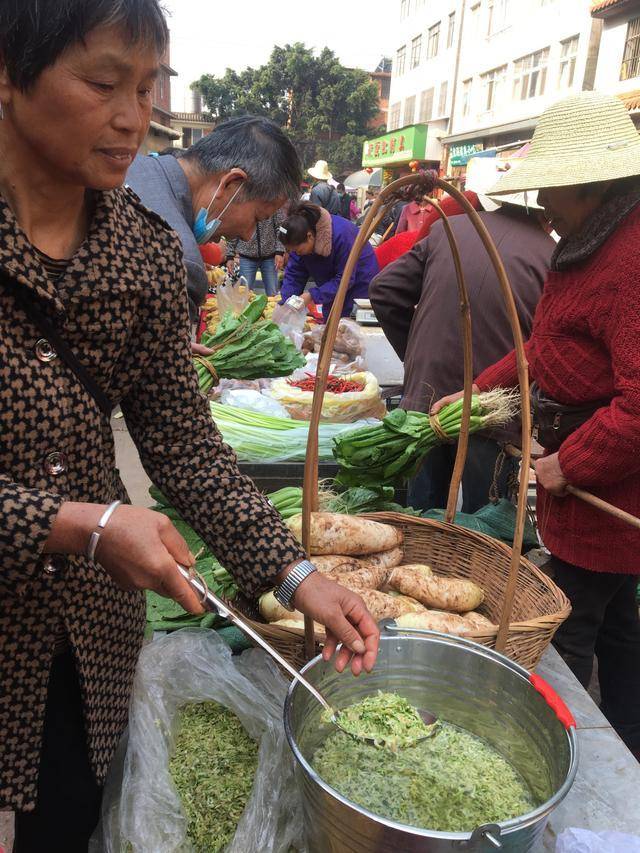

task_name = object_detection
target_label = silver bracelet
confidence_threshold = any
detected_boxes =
[273,559,317,611]
[86,500,122,562]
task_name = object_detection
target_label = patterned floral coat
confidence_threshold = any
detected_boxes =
[0,188,305,811]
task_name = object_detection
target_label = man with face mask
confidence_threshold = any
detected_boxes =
[127,116,301,324]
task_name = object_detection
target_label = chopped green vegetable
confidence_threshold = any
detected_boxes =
[194,301,304,392]
[333,391,519,487]
[328,692,435,750]
[313,692,535,832]
[169,702,259,852]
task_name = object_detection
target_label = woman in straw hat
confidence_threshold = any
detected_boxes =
[433,91,640,758]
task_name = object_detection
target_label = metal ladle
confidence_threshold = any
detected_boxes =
[177,564,436,748]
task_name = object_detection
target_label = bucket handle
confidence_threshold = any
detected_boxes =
[530,673,577,730]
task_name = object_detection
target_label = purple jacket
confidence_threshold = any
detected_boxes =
[281,210,379,321]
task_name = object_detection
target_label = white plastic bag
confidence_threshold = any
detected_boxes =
[556,829,640,852]
[269,371,387,423]
[220,388,291,419]
[92,630,305,853]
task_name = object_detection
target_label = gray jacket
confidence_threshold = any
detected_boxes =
[127,154,207,322]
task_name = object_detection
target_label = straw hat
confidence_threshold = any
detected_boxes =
[489,91,640,195]
[308,159,333,181]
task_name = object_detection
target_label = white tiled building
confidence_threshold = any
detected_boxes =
[591,0,640,126]
[387,0,463,162]
[447,0,596,154]
[370,0,640,175]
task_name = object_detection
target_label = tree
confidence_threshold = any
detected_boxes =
[192,44,382,175]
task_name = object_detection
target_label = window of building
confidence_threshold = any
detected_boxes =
[480,64,507,112]
[470,4,481,37]
[513,47,549,100]
[390,102,401,130]
[158,73,165,100]
[395,45,406,76]
[419,87,435,122]
[400,0,409,20]
[487,0,510,36]
[191,128,203,143]
[403,95,416,126]
[462,78,473,117]
[438,81,449,116]
[558,35,579,89]
[380,76,391,101]
[411,35,422,69]
[182,127,192,148]
[427,22,441,59]
[447,12,456,49]
[621,17,640,81]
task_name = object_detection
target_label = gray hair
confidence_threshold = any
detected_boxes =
[183,116,302,202]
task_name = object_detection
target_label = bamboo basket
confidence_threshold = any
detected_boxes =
[232,171,571,671]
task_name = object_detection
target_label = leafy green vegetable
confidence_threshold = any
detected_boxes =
[313,696,536,832]
[334,391,518,487]
[194,302,304,392]
[327,692,435,750]
[169,702,259,853]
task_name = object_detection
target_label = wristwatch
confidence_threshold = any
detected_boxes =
[273,559,317,611]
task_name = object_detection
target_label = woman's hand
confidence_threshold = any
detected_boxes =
[292,571,380,676]
[534,453,568,497]
[301,291,313,307]
[46,503,205,614]
[191,341,214,357]
[430,384,479,415]
[274,254,285,272]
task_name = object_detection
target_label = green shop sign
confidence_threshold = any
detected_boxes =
[362,125,428,167]
[449,142,484,167]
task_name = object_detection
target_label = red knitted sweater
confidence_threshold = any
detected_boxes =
[476,204,640,574]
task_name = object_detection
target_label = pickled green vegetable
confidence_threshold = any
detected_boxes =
[313,693,535,833]
[326,692,435,750]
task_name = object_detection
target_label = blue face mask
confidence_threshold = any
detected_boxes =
[193,181,244,245]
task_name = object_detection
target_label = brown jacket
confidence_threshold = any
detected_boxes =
[369,207,554,412]
[0,188,305,811]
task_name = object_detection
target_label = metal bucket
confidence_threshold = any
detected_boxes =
[284,626,578,852]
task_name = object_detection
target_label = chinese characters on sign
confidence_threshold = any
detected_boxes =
[366,135,406,159]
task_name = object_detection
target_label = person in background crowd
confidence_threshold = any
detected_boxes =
[0,3,380,849]
[308,159,342,214]
[371,187,553,514]
[433,92,640,757]
[396,193,435,234]
[127,116,299,321]
[226,211,286,296]
[279,202,379,321]
[375,191,481,269]
[336,182,360,221]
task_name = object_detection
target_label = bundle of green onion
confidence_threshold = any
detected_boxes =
[194,295,305,392]
[210,401,368,463]
[334,391,519,487]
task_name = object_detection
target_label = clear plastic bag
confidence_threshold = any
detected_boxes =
[91,630,305,853]
[217,276,251,318]
[556,829,640,852]
[271,297,307,349]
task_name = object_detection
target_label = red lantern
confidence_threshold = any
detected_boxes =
[365,167,374,174]
[409,159,420,173]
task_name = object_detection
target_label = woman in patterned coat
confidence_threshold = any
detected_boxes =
[0,2,378,849]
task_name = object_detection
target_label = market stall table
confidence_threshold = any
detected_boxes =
[537,646,640,847]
